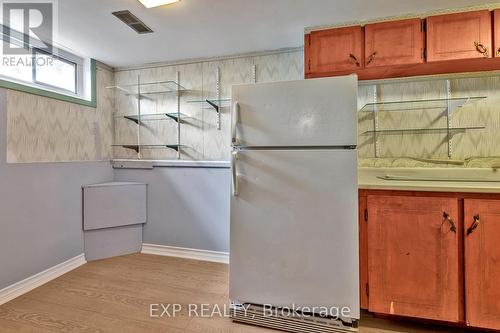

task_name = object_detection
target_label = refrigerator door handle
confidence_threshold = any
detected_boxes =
[231,151,239,196]
[231,101,239,145]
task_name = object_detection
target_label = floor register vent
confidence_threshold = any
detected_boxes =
[231,304,358,333]
[112,10,153,34]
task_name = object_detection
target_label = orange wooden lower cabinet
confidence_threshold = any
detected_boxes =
[367,195,460,322]
[359,190,500,331]
[464,199,500,330]
[358,195,368,310]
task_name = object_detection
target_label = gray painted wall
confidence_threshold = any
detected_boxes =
[0,89,114,289]
[114,167,231,253]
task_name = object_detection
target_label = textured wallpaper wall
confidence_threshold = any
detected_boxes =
[113,50,304,161]
[6,65,114,163]
[358,75,500,168]
[114,50,500,167]
[5,49,500,168]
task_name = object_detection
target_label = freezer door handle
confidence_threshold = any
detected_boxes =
[231,101,239,145]
[231,151,239,196]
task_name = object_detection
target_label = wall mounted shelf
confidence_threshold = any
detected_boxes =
[361,80,488,158]
[106,80,187,98]
[360,96,486,113]
[186,98,231,110]
[115,112,189,124]
[110,74,185,160]
[113,144,187,153]
[186,98,231,130]
[362,126,486,135]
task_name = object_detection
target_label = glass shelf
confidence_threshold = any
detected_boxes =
[106,81,187,97]
[115,112,189,124]
[360,96,486,113]
[362,126,485,135]
[112,144,187,153]
[186,98,230,130]
[186,98,231,110]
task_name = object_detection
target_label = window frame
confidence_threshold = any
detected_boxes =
[0,24,96,108]
[32,48,79,95]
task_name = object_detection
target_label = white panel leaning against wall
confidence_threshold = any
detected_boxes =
[112,49,304,161]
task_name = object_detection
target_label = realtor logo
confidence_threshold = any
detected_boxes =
[1,1,55,55]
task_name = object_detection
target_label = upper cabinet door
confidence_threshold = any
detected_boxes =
[367,195,461,322]
[495,10,500,58]
[427,10,492,62]
[464,199,500,330]
[364,19,424,67]
[309,26,363,73]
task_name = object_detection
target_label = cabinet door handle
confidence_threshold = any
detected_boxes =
[497,48,500,57]
[442,212,457,233]
[474,42,489,57]
[349,53,360,67]
[366,51,377,65]
[467,214,480,236]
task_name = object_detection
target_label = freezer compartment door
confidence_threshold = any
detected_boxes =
[229,149,359,319]
[231,75,358,147]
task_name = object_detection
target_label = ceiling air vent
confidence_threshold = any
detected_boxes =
[112,10,153,34]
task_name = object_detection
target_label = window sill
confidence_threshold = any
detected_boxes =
[0,59,97,108]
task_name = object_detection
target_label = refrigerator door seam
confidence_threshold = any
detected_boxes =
[232,145,357,151]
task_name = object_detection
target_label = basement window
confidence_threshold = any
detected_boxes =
[33,50,78,94]
[0,25,95,107]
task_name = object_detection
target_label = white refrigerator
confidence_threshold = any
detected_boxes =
[229,75,359,333]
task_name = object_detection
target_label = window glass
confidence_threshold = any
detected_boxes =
[34,52,77,93]
[0,26,88,101]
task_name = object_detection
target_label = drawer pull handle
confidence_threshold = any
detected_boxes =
[474,42,489,57]
[366,51,377,65]
[442,212,457,233]
[467,214,480,236]
[349,53,360,67]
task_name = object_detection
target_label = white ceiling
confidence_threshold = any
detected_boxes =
[57,0,499,68]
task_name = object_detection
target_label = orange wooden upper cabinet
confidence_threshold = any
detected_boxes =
[367,195,460,322]
[426,10,492,62]
[308,26,363,74]
[364,19,424,67]
[495,10,500,58]
[464,199,500,330]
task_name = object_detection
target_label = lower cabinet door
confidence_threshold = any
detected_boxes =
[464,199,500,330]
[367,195,460,322]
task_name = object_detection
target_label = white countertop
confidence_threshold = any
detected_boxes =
[358,167,500,193]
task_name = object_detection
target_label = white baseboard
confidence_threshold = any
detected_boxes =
[0,254,87,306]
[141,244,229,264]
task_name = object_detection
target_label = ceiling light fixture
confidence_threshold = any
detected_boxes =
[138,0,180,8]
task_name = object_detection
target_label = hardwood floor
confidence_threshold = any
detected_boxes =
[0,254,484,332]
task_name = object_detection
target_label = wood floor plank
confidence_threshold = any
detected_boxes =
[22,281,193,331]
[0,254,483,333]
[71,255,228,292]
[1,297,186,333]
